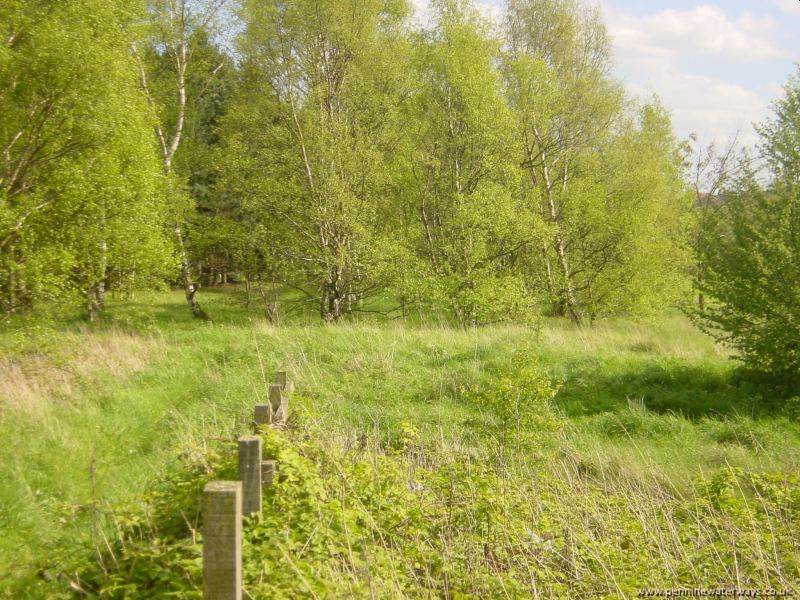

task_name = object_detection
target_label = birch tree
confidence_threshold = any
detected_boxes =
[504,0,621,323]
[583,101,692,319]
[409,0,539,325]
[133,0,229,320]
[0,0,171,317]
[223,0,414,322]
[504,0,691,322]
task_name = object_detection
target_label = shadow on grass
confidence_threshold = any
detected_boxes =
[553,359,791,420]
[69,291,261,331]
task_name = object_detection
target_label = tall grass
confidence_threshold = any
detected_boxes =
[0,289,797,596]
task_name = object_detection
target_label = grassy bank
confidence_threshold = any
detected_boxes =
[0,289,798,597]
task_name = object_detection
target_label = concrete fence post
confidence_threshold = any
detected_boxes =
[203,481,242,600]
[261,460,276,488]
[254,404,271,429]
[275,370,295,394]
[237,436,262,516]
[268,383,287,424]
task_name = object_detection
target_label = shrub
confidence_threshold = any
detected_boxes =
[695,69,800,389]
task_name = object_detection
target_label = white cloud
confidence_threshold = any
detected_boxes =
[601,3,788,146]
[768,0,800,16]
[411,0,785,148]
[625,66,769,146]
[607,4,783,61]
[410,0,429,21]
[476,1,503,24]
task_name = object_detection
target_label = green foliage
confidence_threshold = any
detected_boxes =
[758,69,800,189]
[3,0,800,592]
[586,102,694,318]
[145,27,239,284]
[75,468,209,597]
[77,397,800,599]
[208,0,696,326]
[219,0,415,322]
[696,68,800,386]
[504,0,693,323]
[403,0,540,326]
[1,0,700,325]
[696,181,800,385]
[469,346,562,452]
[0,0,172,316]
[1,292,799,597]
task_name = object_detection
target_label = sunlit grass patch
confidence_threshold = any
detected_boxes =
[0,289,797,596]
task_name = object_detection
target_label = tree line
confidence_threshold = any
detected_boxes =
[1,0,798,382]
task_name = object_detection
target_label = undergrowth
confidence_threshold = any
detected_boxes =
[67,362,800,598]
[1,290,799,597]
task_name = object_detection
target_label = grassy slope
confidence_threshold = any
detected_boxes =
[0,288,798,597]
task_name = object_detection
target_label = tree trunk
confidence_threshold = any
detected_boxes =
[96,237,107,310]
[5,242,16,314]
[176,225,209,320]
[87,289,98,322]
[697,260,707,310]
[86,235,107,322]
[87,283,102,322]
[135,20,209,321]
[525,132,582,325]
[321,275,348,323]
[256,279,278,322]
[544,172,581,325]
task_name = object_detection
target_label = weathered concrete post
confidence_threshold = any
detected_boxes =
[275,370,295,394]
[254,404,271,429]
[203,481,242,600]
[268,384,287,424]
[237,436,262,516]
[261,460,276,488]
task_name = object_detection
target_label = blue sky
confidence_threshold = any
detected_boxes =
[414,0,800,148]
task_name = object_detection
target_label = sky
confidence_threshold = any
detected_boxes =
[412,0,800,149]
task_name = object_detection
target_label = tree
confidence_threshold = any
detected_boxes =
[504,0,620,323]
[688,132,751,310]
[696,70,800,384]
[504,0,691,322]
[758,69,800,190]
[407,0,539,326]
[133,0,230,320]
[584,101,692,319]
[168,30,239,288]
[0,0,171,318]
[222,0,414,322]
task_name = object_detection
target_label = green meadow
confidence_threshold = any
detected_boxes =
[1,289,797,598]
[4,0,800,597]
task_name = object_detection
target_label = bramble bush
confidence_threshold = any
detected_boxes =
[69,363,799,598]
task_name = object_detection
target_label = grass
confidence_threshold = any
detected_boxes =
[0,288,798,597]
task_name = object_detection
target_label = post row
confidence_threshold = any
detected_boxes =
[203,369,293,599]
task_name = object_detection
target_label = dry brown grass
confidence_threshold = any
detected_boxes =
[0,328,162,415]
[71,329,157,378]
[0,357,74,414]
[539,315,728,360]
